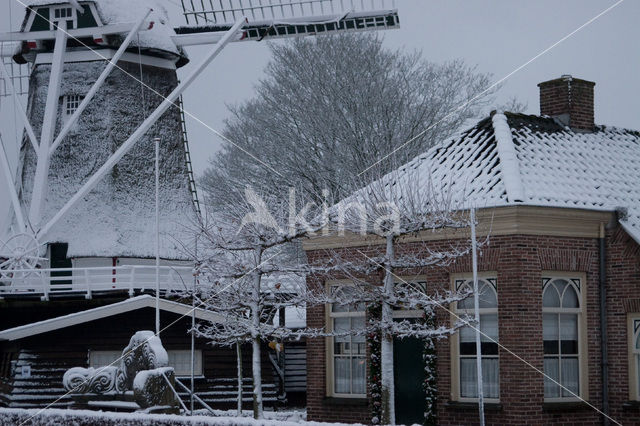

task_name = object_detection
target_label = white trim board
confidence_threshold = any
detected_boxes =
[34,49,177,69]
[0,295,223,341]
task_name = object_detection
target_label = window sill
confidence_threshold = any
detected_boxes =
[323,397,368,406]
[622,401,640,410]
[542,400,590,411]
[445,401,502,411]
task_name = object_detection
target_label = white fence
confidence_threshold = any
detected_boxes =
[0,265,196,299]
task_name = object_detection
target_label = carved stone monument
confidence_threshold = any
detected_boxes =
[63,331,179,412]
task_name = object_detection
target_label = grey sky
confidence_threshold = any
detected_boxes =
[1,0,639,236]
[177,0,639,175]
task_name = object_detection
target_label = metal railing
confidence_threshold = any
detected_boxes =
[0,265,195,300]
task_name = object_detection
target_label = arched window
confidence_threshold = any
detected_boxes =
[631,318,640,401]
[635,325,640,400]
[542,277,582,399]
[455,278,499,400]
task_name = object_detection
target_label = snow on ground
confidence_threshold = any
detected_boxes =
[0,407,365,426]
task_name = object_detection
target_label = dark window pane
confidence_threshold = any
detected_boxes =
[481,342,499,356]
[460,342,476,355]
[544,340,559,354]
[560,340,578,355]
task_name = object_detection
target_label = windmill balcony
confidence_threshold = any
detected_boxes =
[0,265,195,300]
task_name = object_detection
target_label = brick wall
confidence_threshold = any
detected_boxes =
[305,228,640,425]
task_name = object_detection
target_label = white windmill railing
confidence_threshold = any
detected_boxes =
[0,265,195,300]
[181,0,396,24]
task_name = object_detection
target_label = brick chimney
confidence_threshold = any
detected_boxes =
[538,75,595,131]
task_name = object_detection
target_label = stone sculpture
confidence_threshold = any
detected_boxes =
[63,330,179,411]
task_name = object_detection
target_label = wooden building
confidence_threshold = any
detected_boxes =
[0,296,283,410]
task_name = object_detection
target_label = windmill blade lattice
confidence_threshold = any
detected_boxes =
[178,0,399,39]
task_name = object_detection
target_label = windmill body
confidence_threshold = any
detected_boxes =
[19,20,195,261]
[2,1,199,293]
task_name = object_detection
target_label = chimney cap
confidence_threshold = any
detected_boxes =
[538,75,595,87]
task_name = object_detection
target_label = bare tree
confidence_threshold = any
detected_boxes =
[188,186,325,419]
[202,33,492,208]
[497,96,528,114]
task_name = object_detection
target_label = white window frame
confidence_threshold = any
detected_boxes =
[542,274,588,402]
[325,281,366,398]
[50,6,77,30]
[629,315,640,401]
[61,94,83,123]
[451,274,500,403]
[89,349,203,377]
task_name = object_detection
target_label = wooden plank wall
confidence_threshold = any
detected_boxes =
[0,308,284,410]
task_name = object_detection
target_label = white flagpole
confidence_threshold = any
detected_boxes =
[471,207,485,425]
[155,137,160,336]
[191,234,197,415]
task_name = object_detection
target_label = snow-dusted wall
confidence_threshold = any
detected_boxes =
[18,60,197,259]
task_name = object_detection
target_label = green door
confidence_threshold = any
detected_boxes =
[394,336,425,425]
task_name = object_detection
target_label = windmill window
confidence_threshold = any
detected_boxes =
[51,6,76,30]
[62,95,83,122]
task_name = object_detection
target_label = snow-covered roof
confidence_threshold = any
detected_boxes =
[364,111,640,243]
[0,295,224,341]
[24,0,182,57]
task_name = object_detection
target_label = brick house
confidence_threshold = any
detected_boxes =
[303,75,640,425]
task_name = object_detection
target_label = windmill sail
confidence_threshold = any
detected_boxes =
[177,0,399,41]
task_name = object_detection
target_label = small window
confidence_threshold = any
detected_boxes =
[328,284,366,396]
[61,95,83,121]
[90,349,203,376]
[167,350,203,377]
[542,277,583,400]
[89,350,121,369]
[51,6,76,30]
[454,278,499,401]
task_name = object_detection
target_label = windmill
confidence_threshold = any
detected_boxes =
[0,0,399,298]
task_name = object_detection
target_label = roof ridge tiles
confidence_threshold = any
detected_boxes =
[491,112,525,203]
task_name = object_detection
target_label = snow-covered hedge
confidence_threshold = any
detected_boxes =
[0,408,359,426]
